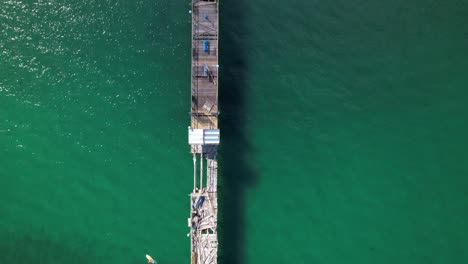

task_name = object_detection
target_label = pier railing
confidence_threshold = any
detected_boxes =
[188,1,220,264]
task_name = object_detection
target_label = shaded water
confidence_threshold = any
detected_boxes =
[1,0,468,263]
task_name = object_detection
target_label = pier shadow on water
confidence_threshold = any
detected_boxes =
[218,0,256,264]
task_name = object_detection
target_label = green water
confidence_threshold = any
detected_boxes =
[1,0,467,263]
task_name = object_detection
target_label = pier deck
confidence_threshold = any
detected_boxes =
[191,0,219,130]
[188,1,219,264]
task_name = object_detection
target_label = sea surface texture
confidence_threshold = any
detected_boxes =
[1,1,467,264]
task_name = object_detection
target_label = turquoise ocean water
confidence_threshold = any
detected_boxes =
[1,0,467,263]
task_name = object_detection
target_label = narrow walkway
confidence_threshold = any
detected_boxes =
[188,1,220,264]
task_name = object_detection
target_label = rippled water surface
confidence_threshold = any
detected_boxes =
[1,0,468,263]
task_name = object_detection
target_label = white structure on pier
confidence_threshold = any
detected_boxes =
[188,1,219,264]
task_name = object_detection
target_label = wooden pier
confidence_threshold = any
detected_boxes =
[188,1,219,264]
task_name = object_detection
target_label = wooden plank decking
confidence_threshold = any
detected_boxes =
[189,1,219,264]
[191,0,219,130]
